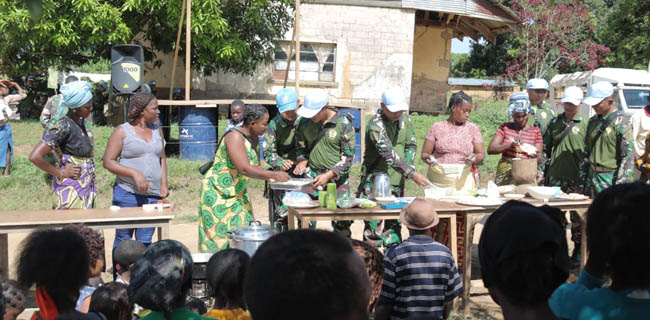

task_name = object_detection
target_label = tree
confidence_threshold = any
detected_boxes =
[504,0,609,84]
[598,0,650,70]
[0,0,294,78]
[452,33,517,79]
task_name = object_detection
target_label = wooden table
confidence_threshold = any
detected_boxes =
[0,207,175,278]
[287,198,593,314]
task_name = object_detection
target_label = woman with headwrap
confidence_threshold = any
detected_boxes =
[128,240,210,320]
[0,80,27,177]
[29,81,95,209]
[488,92,543,185]
[103,92,168,253]
[198,104,289,252]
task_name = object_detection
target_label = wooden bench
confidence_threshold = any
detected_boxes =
[0,207,175,278]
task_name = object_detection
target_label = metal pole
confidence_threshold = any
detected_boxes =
[185,0,191,101]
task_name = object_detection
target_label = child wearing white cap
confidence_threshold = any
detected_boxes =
[543,86,588,267]
[581,81,634,197]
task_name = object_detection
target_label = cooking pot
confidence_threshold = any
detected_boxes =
[228,221,277,257]
[371,173,391,200]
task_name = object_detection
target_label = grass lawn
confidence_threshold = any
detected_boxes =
[0,99,508,215]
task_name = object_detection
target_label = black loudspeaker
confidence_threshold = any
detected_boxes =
[111,45,144,94]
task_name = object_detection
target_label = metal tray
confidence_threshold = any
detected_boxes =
[269,178,313,191]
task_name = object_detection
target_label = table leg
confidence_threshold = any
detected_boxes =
[449,214,458,263]
[288,208,296,231]
[158,223,170,241]
[578,209,588,269]
[0,234,7,278]
[300,218,311,229]
[461,215,477,316]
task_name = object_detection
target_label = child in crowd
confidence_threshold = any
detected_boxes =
[350,239,384,313]
[204,249,251,320]
[0,279,26,320]
[550,182,650,319]
[245,229,371,320]
[17,229,105,320]
[375,198,463,320]
[479,201,570,320]
[63,224,105,313]
[128,240,209,320]
[224,100,244,132]
[113,240,145,285]
[88,282,132,320]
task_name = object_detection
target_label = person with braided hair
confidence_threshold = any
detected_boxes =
[29,81,96,209]
[103,92,168,251]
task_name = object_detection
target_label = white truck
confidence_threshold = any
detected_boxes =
[550,67,650,119]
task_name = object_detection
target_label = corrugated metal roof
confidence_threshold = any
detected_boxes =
[448,77,517,87]
[403,0,517,23]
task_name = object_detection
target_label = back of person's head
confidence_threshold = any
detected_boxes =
[113,240,146,275]
[479,201,569,308]
[62,224,104,272]
[184,297,207,315]
[17,229,90,313]
[586,182,650,290]
[128,240,193,317]
[349,239,383,312]
[0,279,27,320]
[88,282,132,320]
[245,229,371,320]
[206,249,250,308]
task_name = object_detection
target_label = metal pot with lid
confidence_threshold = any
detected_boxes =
[228,221,277,257]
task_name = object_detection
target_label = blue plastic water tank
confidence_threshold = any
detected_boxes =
[179,106,217,161]
[354,131,361,163]
[338,108,361,129]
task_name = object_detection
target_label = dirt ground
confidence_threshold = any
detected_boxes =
[8,186,582,320]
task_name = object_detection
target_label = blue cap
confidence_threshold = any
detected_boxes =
[276,88,298,113]
[526,78,549,90]
[381,88,409,112]
[297,91,329,119]
[561,86,584,106]
[27,76,35,81]
[173,88,181,94]
[583,81,614,106]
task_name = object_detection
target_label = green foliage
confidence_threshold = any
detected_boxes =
[0,0,132,77]
[597,0,650,70]
[1,0,294,78]
[120,0,294,75]
[452,34,517,79]
[74,58,111,74]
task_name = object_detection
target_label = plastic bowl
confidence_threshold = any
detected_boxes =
[527,186,558,199]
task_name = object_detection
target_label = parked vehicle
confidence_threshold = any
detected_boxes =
[550,67,650,119]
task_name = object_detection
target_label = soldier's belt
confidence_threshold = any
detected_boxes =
[591,164,615,173]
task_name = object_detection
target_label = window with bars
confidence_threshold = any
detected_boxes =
[273,42,337,83]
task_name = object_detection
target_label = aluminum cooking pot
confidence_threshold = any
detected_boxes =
[227,221,277,257]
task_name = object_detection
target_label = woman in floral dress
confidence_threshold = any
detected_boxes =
[29,81,95,209]
[198,104,289,252]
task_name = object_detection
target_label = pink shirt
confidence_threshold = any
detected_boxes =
[425,120,483,164]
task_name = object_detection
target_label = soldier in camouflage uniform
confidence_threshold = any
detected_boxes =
[263,88,316,231]
[526,78,555,182]
[357,88,430,247]
[294,91,356,236]
[580,81,634,198]
[543,86,587,267]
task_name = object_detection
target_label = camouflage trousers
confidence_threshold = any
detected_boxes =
[306,168,352,236]
[358,178,403,248]
[584,169,615,199]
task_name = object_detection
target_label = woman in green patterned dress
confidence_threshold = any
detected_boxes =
[199,104,290,252]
